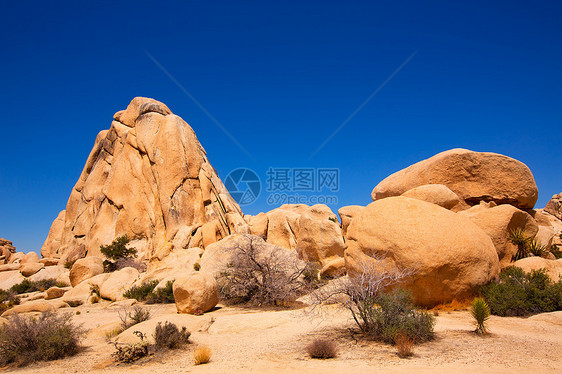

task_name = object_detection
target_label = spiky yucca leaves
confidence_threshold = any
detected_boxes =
[527,240,547,257]
[471,297,490,334]
[509,228,530,262]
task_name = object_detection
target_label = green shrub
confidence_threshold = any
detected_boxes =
[0,311,84,366]
[482,266,562,316]
[9,278,65,295]
[123,281,158,301]
[64,259,76,269]
[100,235,137,272]
[145,281,175,304]
[369,290,435,343]
[153,321,191,350]
[471,297,490,334]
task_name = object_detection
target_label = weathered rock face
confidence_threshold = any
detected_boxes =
[345,196,500,307]
[69,256,104,287]
[41,97,247,261]
[0,239,16,264]
[534,209,562,248]
[338,205,365,238]
[295,205,345,267]
[19,262,44,277]
[245,204,345,267]
[371,149,538,211]
[100,267,140,301]
[173,272,219,314]
[513,257,562,282]
[545,193,562,220]
[459,202,538,268]
[401,184,460,210]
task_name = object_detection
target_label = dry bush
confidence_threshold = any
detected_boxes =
[153,321,190,350]
[306,339,338,359]
[430,298,472,312]
[118,305,150,329]
[0,311,84,366]
[217,235,313,306]
[394,332,414,358]
[193,347,211,365]
[310,255,434,343]
[112,331,149,363]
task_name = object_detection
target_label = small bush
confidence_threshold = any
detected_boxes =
[112,331,149,363]
[0,289,20,314]
[146,281,175,304]
[64,259,76,269]
[193,347,211,365]
[119,306,150,329]
[471,297,490,334]
[153,321,191,350]
[306,339,337,359]
[394,332,414,358]
[100,235,138,272]
[481,266,562,316]
[0,311,84,366]
[193,262,200,271]
[105,326,124,341]
[370,290,435,343]
[9,278,64,295]
[123,281,158,301]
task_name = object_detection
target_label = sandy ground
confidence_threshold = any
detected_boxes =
[1,301,561,374]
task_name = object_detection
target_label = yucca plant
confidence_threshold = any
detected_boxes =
[509,228,530,261]
[527,240,547,257]
[471,297,490,334]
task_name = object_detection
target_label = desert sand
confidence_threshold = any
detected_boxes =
[3,302,561,374]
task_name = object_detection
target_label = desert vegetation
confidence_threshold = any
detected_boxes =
[123,280,175,304]
[9,278,66,294]
[306,339,338,359]
[217,236,318,306]
[100,235,145,272]
[481,266,562,316]
[193,347,211,365]
[471,297,491,334]
[0,311,84,366]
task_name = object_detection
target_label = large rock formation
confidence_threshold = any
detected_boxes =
[0,239,16,264]
[371,149,538,211]
[41,97,247,261]
[459,202,538,268]
[345,196,500,306]
[544,193,562,220]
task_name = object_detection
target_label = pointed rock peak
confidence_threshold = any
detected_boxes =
[113,97,172,127]
[42,97,248,261]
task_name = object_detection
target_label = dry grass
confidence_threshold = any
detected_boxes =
[193,347,211,365]
[430,298,473,312]
[394,332,415,358]
[306,339,338,359]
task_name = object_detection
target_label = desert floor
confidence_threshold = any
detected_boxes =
[2,301,561,374]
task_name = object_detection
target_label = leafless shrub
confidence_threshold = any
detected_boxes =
[118,305,150,329]
[309,254,433,342]
[217,235,314,306]
[306,339,338,359]
[114,257,147,272]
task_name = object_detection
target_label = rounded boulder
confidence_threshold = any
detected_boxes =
[345,196,500,307]
[173,272,218,314]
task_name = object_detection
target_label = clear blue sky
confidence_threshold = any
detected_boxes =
[1,1,561,255]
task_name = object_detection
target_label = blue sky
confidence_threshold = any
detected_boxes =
[0,1,560,254]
